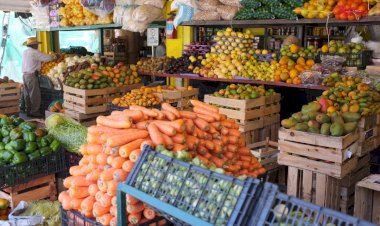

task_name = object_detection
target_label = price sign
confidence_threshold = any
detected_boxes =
[147,28,159,47]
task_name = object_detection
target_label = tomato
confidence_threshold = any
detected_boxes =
[92,75,100,80]
[347,12,356,20]
[340,12,348,20]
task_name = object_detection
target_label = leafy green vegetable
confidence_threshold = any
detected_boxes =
[45,114,86,154]
[19,200,60,226]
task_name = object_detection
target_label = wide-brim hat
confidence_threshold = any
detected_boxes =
[23,37,42,46]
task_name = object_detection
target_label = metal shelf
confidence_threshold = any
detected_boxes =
[139,71,329,90]
[181,16,380,27]
[37,24,122,32]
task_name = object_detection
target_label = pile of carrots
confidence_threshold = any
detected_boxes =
[58,100,265,225]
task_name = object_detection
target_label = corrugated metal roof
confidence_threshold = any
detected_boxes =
[0,0,30,13]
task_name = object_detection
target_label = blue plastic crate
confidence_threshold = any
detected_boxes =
[256,190,376,226]
[120,145,262,226]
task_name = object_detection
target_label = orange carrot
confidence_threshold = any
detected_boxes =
[88,184,99,196]
[79,156,89,166]
[69,166,84,176]
[113,169,129,182]
[81,196,95,212]
[100,193,113,207]
[228,136,239,144]
[122,160,134,172]
[70,197,84,209]
[186,135,199,151]
[172,133,186,144]
[227,144,238,152]
[128,212,142,225]
[162,110,176,121]
[111,196,117,206]
[196,113,215,123]
[110,217,117,226]
[221,127,229,136]
[221,136,229,145]
[211,122,222,130]
[88,155,98,164]
[162,134,173,150]
[87,133,102,144]
[63,176,75,188]
[143,208,156,220]
[228,129,240,137]
[107,130,149,147]
[58,191,69,203]
[69,187,90,199]
[127,202,145,214]
[119,139,144,158]
[107,156,115,165]
[152,122,176,136]
[129,105,158,117]
[96,153,108,165]
[162,103,180,118]
[140,139,154,150]
[116,109,144,121]
[110,205,117,216]
[107,180,117,196]
[127,194,140,205]
[148,123,164,146]
[210,156,225,168]
[194,118,210,131]
[111,157,127,169]
[71,176,91,187]
[194,107,221,121]
[86,169,101,182]
[130,149,141,162]
[208,125,217,134]
[100,168,117,181]
[97,116,132,129]
[224,151,235,160]
[240,155,251,162]
[136,121,150,130]
[95,191,105,202]
[190,100,219,113]
[184,119,195,134]
[221,120,234,129]
[61,195,71,210]
[238,147,251,156]
[204,140,215,151]
[152,109,165,120]
[179,111,197,119]
[93,202,110,218]
[99,214,113,226]
[154,120,185,132]
[196,155,210,165]
[88,126,129,135]
[173,143,187,152]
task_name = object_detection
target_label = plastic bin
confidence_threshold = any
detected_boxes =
[255,190,375,226]
[40,88,63,112]
[60,206,170,226]
[122,145,261,226]
[56,150,82,179]
[0,148,66,189]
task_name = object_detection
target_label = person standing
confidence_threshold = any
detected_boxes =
[22,37,56,117]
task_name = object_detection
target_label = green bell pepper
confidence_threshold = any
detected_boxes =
[0,117,12,125]
[2,150,15,163]
[2,136,10,144]
[25,142,38,154]
[7,139,26,151]
[40,137,51,147]
[10,128,22,140]
[40,147,53,156]
[11,116,24,126]
[23,131,36,142]
[0,150,6,160]
[19,122,37,131]
[0,142,5,150]
[12,152,27,165]
[1,127,10,137]
[28,151,40,161]
[49,140,61,152]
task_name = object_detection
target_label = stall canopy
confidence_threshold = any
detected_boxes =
[0,1,30,13]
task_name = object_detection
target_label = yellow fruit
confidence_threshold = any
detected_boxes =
[0,199,9,210]
[290,44,300,54]
[321,44,329,53]
[327,106,337,113]
[289,69,299,79]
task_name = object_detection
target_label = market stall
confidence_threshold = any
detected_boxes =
[0,0,380,225]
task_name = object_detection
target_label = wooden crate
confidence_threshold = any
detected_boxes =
[64,109,103,127]
[340,154,370,215]
[64,84,142,114]
[358,114,377,131]
[155,87,199,110]
[0,83,21,115]
[354,174,380,225]
[242,123,279,145]
[287,167,342,210]
[0,175,56,210]
[249,138,279,171]
[204,94,280,125]
[278,128,359,178]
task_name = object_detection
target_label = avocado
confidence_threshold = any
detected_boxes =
[320,123,331,135]
[331,114,345,124]
[281,118,297,129]
[292,112,304,123]
[330,122,344,136]
[342,112,361,122]
[295,123,309,132]
[308,127,320,134]
[307,120,320,129]
[306,111,318,120]
[343,122,358,134]
[316,113,330,124]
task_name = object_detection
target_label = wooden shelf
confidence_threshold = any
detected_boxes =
[37,24,122,32]
[181,16,380,27]
[139,71,329,90]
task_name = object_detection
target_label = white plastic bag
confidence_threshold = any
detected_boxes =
[123,21,149,33]
[115,0,135,6]
[173,4,195,28]
[134,0,166,8]
[132,5,163,23]
[80,0,115,17]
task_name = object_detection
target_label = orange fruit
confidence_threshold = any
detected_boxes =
[290,44,300,54]
[296,57,306,65]
[274,74,281,82]
[321,44,329,53]
[289,69,299,79]
[327,106,337,113]
[286,78,293,84]
[295,65,305,73]
[279,56,289,65]
[280,72,289,81]
[306,59,315,66]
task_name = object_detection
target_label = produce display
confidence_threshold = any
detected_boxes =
[0,198,9,220]
[41,53,66,76]
[164,55,203,74]
[333,0,369,20]
[64,63,141,89]
[49,102,65,113]
[280,44,319,58]
[136,57,169,73]
[0,116,61,165]
[46,114,87,155]
[294,0,337,19]
[320,40,367,54]
[213,84,275,99]
[183,42,211,56]
[18,200,60,226]
[47,55,101,90]
[111,87,162,108]
[274,56,315,84]
[58,101,265,225]
[211,28,255,55]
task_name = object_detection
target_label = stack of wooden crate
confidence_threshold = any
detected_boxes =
[0,83,21,115]
[155,87,199,110]
[354,174,380,225]
[204,93,281,145]
[278,128,359,210]
[63,84,142,126]
[357,114,378,156]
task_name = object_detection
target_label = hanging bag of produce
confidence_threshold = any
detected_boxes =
[80,0,115,18]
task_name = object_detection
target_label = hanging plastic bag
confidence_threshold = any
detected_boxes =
[193,10,220,20]
[116,0,135,6]
[123,21,149,33]
[132,5,163,23]
[80,0,115,18]
[135,0,166,8]
[173,4,195,28]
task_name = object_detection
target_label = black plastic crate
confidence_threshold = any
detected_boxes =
[40,88,63,112]
[0,148,66,189]
[39,76,54,89]
[320,50,373,68]
[60,206,170,226]
[56,150,82,179]
[125,145,261,226]
[256,191,375,226]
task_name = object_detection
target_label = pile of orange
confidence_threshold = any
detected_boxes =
[273,56,315,85]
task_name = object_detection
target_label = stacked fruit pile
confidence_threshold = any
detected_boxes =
[112,87,162,108]
[64,64,141,89]
[333,0,369,20]
[280,44,319,59]
[213,84,275,99]
[294,0,337,19]
[320,40,367,54]
[41,53,65,75]
[211,28,255,55]
[136,57,169,73]
[164,55,203,74]
[59,101,265,225]
[274,56,315,84]
[183,42,211,56]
